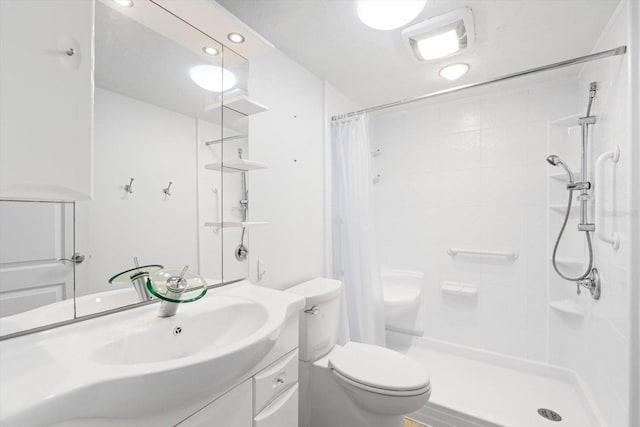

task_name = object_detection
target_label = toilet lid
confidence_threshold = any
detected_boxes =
[329,342,430,392]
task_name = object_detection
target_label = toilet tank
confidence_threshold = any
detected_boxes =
[287,278,342,362]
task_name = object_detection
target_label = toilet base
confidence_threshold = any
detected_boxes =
[299,353,411,427]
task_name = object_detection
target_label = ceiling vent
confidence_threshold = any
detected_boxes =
[402,7,475,61]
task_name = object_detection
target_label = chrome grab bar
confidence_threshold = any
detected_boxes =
[447,247,519,260]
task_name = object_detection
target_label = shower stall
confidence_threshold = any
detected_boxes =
[330,2,637,426]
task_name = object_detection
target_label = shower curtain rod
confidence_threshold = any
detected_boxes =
[331,45,627,121]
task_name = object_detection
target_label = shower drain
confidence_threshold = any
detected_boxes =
[538,408,562,422]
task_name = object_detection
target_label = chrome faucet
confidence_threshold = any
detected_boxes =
[157,265,190,317]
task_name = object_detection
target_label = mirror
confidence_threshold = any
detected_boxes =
[0,0,251,336]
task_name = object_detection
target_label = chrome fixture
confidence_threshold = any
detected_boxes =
[66,48,75,56]
[163,181,173,196]
[236,148,249,261]
[130,257,154,302]
[547,82,601,300]
[157,265,190,317]
[124,177,134,194]
[59,252,86,265]
[332,46,626,121]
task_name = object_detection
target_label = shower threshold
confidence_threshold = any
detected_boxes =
[386,332,602,427]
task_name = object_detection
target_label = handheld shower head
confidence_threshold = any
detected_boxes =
[546,155,561,166]
[546,154,575,183]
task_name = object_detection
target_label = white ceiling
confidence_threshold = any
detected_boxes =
[216,0,621,108]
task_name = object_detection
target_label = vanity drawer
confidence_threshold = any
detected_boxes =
[253,349,298,415]
[254,383,298,427]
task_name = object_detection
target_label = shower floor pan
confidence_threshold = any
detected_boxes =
[387,333,602,427]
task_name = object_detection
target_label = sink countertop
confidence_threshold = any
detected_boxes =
[0,282,305,426]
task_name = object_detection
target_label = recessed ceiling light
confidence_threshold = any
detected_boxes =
[189,65,237,92]
[439,63,470,80]
[112,0,133,7]
[202,46,219,56]
[402,8,475,61]
[227,33,245,44]
[357,0,426,31]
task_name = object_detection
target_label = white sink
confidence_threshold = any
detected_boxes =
[0,282,305,426]
[94,300,268,365]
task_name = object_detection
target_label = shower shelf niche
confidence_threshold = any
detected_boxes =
[548,299,585,317]
[205,159,268,173]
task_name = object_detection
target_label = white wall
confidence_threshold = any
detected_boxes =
[547,2,633,426]
[370,77,577,361]
[76,88,200,296]
[246,50,326,290]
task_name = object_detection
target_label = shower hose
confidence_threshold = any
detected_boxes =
[551,189,594,282]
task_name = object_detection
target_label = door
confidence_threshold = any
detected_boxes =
[0,200,75,331]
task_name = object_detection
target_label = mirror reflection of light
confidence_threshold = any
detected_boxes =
[189,65,236,92]
[113,0,133,7]
[357,0,426,30]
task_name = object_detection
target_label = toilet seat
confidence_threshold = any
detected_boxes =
[329,342,430,396]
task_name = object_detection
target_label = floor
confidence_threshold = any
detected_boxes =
[405,418,428,427]
[390,338,595,427]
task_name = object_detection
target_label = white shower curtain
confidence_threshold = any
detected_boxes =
[331,114,386,346]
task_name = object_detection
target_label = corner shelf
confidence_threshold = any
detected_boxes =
[549,299,585,317]
[205,159,268,173]
[549,204,579,216]
[204,221,268,228]
[205,135,247,146]
[549,172,582,182]
[550,113,581,128]
[549,258,584,267]
[205,95,268,117]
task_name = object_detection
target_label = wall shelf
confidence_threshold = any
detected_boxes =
[206,95,268,117]
[205,159,268,173]
[205,135,247,146]
[549,258,584,267]
[204,221,268,229]
[549,299,585,317]
[549,204,579,216]
[550,113,582,128]
[549,172,582,182]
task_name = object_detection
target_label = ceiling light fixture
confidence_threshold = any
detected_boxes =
[439,63,470,80]
[189,65,237,92]
[357,0,426,31]
[202,46,219,56]
[112,0,133,7]
[227,33,245,44]
[402,7,475,61]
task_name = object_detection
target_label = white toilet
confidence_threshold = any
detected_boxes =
[288,278,431,427]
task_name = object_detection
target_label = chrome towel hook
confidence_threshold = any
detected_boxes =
[163,181,173,196]
[124,178,134,194]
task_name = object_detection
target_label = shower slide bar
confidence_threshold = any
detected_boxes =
[331,46,627,121]
[447,247,519,260]
[595,145,621,250]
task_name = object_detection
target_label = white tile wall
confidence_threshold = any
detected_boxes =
[371,77,577,361]
[546,2,632,426]
[371,2,632,426]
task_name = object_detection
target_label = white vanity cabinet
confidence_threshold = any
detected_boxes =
[177,350,299,427]
[0,0,93,200]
